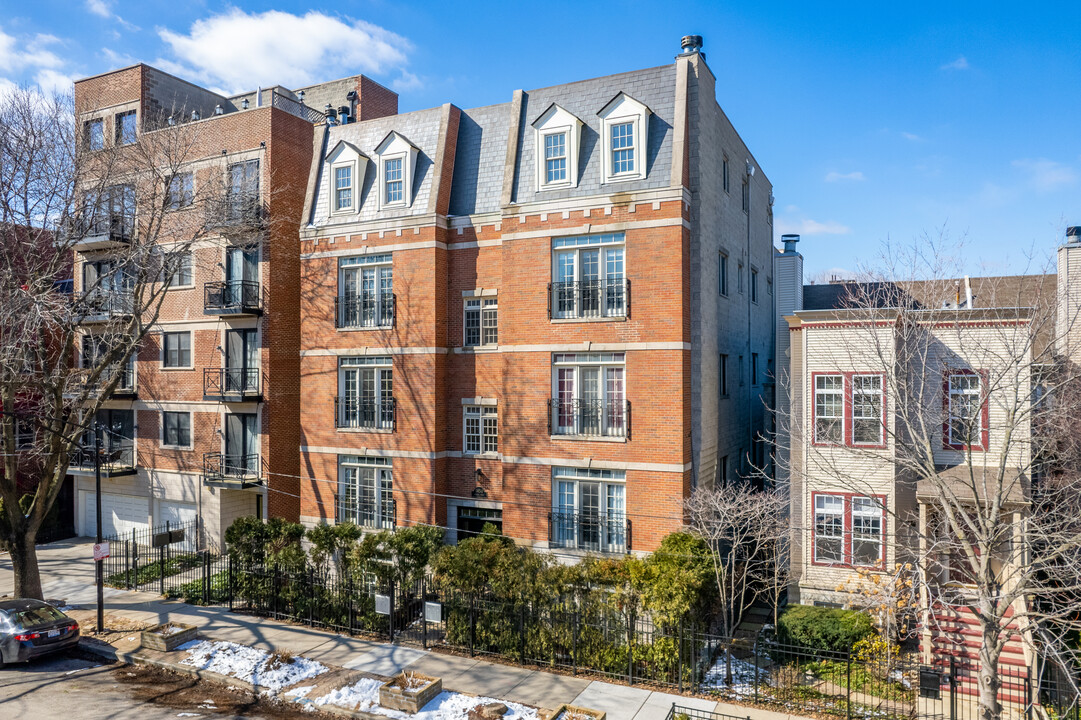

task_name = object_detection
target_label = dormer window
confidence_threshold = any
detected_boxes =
[532,104,583,191]
[597,92,651,183]
[374,131,419,210]
[384,158,403,204]
[324,140,367,216]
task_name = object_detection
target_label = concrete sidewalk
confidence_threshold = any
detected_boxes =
[0,540,802,720]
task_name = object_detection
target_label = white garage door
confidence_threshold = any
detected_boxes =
[82,491,148,539]
[158,501,197,551]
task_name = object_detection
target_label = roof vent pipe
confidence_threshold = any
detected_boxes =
[324,104,337,126]
[255,87,262,108]
[191,109,200,121]
[964,276,974,309]
[1068,226,1081,244]
[681,35,703,54]
[338,105,350,125]
[781,234,800,253]
[214,104,224,115]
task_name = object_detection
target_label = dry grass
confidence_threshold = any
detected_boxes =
[264,649,295,672]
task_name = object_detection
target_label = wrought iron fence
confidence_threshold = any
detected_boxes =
[69,443,135,473]
[335,294,396,329]
[548,509,630,553]
[548,398,630,438]
[334,397,396,430]
[100,519,201,592]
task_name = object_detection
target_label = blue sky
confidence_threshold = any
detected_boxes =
[0,1,1076,278]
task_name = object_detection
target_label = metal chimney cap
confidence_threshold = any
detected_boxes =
[781,234,800,253]
[1068,226,1081,238]
[681,35,703,52]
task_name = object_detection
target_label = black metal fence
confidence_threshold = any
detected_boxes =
[101,520,201,593]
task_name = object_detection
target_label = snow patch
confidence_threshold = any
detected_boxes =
[309,679,539,719]
[179,640,327,693]
[701,650,760,696]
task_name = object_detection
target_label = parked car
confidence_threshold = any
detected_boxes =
[0,599,80,664]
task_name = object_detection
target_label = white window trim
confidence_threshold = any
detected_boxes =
[380,154,407,208]
[464,296,498,347]
[337,454,395,530]
[374,132,418,211]
[532,104,583,191]
[948,373,984,447]
[166,172,195,212]
[160,331,194,371]
[551,466,628,552]
[597,93,651,184]
[160,250,195,291]
[851,374,885,446]
[813,493,845,565]
[551,352,628,437]
[851,495,884,567]
[338,356,394,431]
[463,404,498,456]
[814,374,844,444]
[331,159,357,215]
[160,410,194,450]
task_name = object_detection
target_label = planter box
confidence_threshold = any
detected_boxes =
[379,672,442,713]
[140,622,198,652]
[549,704,606,720]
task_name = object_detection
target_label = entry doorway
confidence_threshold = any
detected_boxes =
[456,505,503,541]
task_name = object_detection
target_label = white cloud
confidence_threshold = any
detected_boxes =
[391,70,422,92]
[34,69,75,95]
[0,26,63,73]
[85,0,111,17]
[941,55,969,71]
[901,131,923,142]
[824,171,865,182]
[1012,158,1078,192]
[775,218,852,236]
[158,9,411,94]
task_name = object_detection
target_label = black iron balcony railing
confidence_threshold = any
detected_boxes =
[203,367,261,400]
[334,397,396,431]
[334,493,396,530]
[548,398,630,438]
[70,444,136,475]
[76,290,135,319]
[547,278,629,320]
[334,294,396,329]
[203,280,262,315]
[66,366,136,398]
[206,195,266,232]
[202,452,263,488]
[548,510,630,554]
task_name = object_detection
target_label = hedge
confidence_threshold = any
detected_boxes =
[776,605,876,653]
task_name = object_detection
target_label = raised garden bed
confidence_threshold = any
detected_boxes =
[140,622,198,651]
[378,671,442,713]
[549,704,606,720]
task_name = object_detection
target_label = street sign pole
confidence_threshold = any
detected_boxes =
[94,421,104,635]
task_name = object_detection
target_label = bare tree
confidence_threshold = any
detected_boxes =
[685,481,788,682]
[780,236,1081,720]
[0,84,234,598]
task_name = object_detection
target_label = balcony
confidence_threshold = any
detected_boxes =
[548,399,630,439]
[334,494,396,530]
[202,452,263,489]
[203,368,262,401]
[204,280,262,316]
[65,366,136,399]
[334,397,396,431]
[549,510,630,554]
[206,196,266,234]
[334,294,396,329]
[75,291,134,323]
[548,278,629,320]
[73,213,135,251]
[69,445,136,477]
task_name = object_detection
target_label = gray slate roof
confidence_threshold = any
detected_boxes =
[448,103,512,217]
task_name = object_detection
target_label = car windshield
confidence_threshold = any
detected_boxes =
[6,605,66,628]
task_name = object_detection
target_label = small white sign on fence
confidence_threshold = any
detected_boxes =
[374,594,391,616]
[424,601,442,623]
[93,542,110,562]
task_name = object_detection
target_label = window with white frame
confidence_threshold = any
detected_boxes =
[15,419,34,450]
[463,405,497,455]
[161,411,191,448]
[162,331,191,368]
[552,352,627,438]
[337,455,394,529]
[159,251,193,288]
[532,104,583,190]
[337,356,394,430]
[948,372,984,447]
[334,165,353,212]
[551,233,626,319]
[814,374,844,444]
[552,466,627,553]
[814,494,845,563]
[384,157,403,205]
[167,172,194,210]
[597,92,650,183]
[852,496,884,565]
[852,375,884,445]
[464,297,497,347]
[544,132,567,184]
[338,255,394,328]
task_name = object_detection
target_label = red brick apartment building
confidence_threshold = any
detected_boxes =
[70,63,398,548]
[296,36,776,554]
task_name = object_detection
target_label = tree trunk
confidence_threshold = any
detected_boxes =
[11,530,43,599]
[978,620,1002,720]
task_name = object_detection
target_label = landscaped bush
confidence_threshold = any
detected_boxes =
[776,604,876,653]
